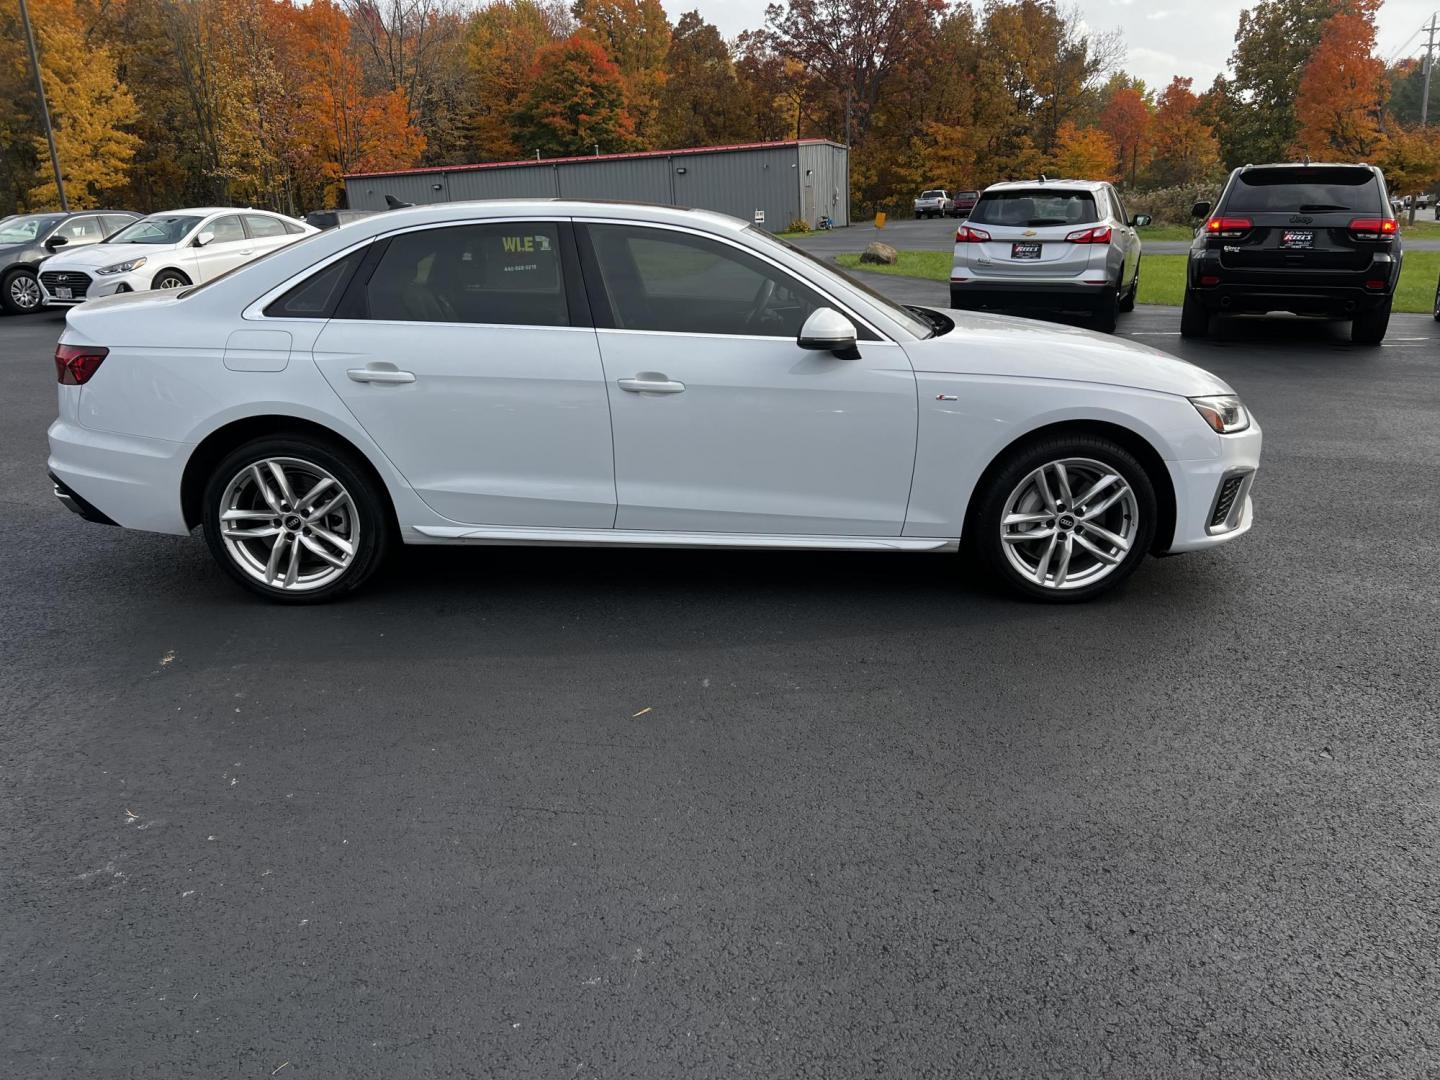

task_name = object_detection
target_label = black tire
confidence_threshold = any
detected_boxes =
[2,268,43,314]
[1118,259,1139,313]
[1180,287,1209,338]
[1092,286,1119,333]
[1351,297,1392,344]
[970,434,1157,603]
[151,269,192,291]
[1432,279,1440,321]
[201,435,392,603]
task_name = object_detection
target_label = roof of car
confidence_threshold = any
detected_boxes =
[339,199,751,233]
[1238,162,1378,171]
[139,207,293,218]
[982,179,1110,193]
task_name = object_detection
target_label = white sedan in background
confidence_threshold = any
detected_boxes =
[39,207,316,306]
[47,200,1260,603]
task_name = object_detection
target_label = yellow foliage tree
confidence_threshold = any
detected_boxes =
[23,0,139,209]
[1053,122,1119,182]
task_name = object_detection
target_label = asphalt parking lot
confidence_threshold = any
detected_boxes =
[3,288,1438,1078]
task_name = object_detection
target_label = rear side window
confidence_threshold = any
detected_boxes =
[244,214,289,239]
[360,222,569,326]
[969,190,1098,227]
[264,249,366,318]
[1224,167,1384,214]
[208,215,246,244]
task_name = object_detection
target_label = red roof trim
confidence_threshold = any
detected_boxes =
[344,139,846,181]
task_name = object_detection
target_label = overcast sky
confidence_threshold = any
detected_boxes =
[665,0,1440,94]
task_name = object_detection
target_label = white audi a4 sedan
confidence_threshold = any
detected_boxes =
[47,200,1261,603]
[39,207,316,307]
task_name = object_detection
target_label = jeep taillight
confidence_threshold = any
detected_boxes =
[956,225,991,243]
[1065,226,1113,244]
[1205,217,1253,239]
[55,344,108,385]
[1348,217,1397,241]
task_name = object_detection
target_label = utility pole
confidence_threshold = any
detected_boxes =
[19,0,67,211]
[1422,13,1439,127]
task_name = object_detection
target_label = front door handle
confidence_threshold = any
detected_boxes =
[618,373,685,394]
[347,365,415,384]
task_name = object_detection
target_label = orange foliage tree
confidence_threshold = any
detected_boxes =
[1052,122,1118,181]
[1149,77,1222,186]
[1102,86,1152,187]
[512,34,637,156]
[1293,0,1386,160]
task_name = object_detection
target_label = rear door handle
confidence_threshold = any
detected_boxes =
[618,374,685,394]
[347,366,415,384]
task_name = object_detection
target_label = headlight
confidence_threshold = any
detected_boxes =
[1190,394,1250,434]
[96,256,146,276]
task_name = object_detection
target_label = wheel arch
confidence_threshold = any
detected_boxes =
[150,267,192,288]
[181,414,399,534]
[962,419,1177,555]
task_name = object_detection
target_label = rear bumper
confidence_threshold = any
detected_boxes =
[47,418,192,535]
[1188,251,1398,315]
[949,280,1114,314]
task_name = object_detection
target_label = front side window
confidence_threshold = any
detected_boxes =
[108,215,203,245]
[0,214,65,244]
[207,216,246,244]
[585,224,828,338]
[244,214,289,239]
[969,190,1099,227]
[362,222,568,325]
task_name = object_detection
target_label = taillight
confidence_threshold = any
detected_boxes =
[55,343,108,385]
[956,225,991,243]
[1065,226,1113,244]
[1348,217,1397,241]
[1205,217,1253,239]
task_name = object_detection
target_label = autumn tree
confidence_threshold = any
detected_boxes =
[1220,0,1342,166]
[655,13,756,148]
[464,0,568,160]
[1053,122,1118,181]
[572,0,670,143]
[1293,0,1385,160]
[1377,126,1440,200]
[1101,85,1152,187]
[16,0,139,209]
[513,34,637,155]
[1148,76,1222,187]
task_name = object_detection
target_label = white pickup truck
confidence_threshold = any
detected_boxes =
[913,190,956,219]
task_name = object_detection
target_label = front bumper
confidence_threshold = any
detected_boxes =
[47,418,192,535]
[1164,423,1263,554]
[40,270,141,307]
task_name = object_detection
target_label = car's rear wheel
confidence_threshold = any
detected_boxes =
[971,436,1156,602]
[202,436,391,603]
[1352,297,1392,344]
[152,269,191,291]
[2,268,42,314]
[1180,287,1209,337]
[1432,279,1440,321]
[1118,259,1139,313]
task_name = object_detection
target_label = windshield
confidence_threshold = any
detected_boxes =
[969,190,1098,228]
[0,214,65,245]
[920,191,946,199]
[957,191,979,199]
[107,215,203,245]
[1225,167,1383,214]
[745,226,934,339]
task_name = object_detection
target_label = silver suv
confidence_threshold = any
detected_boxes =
[949,179,1149,332]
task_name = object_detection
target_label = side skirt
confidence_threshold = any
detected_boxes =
[409,525,959,553]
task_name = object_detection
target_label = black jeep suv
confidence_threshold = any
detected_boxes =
[1182,163,1399,344]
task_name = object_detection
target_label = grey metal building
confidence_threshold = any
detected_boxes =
[343,139,849,231]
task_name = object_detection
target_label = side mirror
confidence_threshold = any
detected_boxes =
[1190,201,1211,220]
[1131,214,1151,228]
[194,230,215,247]
[45,234,68,250]
[798,307,860,359]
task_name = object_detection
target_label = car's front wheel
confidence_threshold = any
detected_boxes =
[152,269,192,291]
[971,436,1157,602]
[201,436,392,603]
[2,268,43,314]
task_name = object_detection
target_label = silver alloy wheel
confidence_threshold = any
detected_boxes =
[218,457,359,592]
[999,457,1139,590]
[9,273,40,310]
[155,274,186,290]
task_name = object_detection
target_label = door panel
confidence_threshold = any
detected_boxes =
[310,221,615,528]
[192,215,251,282]
[579,222,917,536]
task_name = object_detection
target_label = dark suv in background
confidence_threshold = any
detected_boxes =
[1183,163,1399,344]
